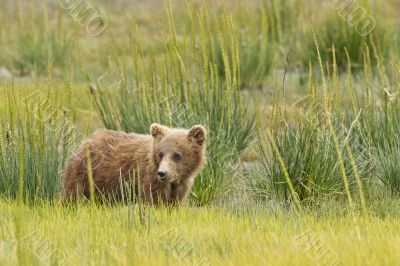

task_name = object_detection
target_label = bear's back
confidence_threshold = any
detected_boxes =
[62,129,155,201]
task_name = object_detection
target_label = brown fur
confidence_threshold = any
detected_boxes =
[62,124,207,205]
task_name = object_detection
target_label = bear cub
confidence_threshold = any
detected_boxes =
[62,123,207,204]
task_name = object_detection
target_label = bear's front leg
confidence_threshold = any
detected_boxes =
[137,182,171,205]
[169,182,191,205]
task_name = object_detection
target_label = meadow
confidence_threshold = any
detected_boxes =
[1,0,400,265]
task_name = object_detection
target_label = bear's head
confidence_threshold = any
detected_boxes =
[150,123,207,184]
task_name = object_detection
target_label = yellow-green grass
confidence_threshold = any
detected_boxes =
[0,1,400,265]
[1,200,400,266]
[0,83,100,131]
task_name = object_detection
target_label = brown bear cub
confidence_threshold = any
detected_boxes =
[62,124,207,205]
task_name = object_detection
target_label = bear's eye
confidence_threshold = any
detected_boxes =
[158,152,164,159]
[173,153,182,161]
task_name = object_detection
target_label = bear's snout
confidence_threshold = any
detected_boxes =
[157,158,178,183]
[158,170,168,182]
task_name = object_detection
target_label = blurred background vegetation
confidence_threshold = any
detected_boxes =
[0,0,400,208]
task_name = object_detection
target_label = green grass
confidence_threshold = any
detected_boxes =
[300,3,395,70]
[0,0,400,265]
[250,120,364,202]
[214,1,276,88]
[247,31,400,205]
[1,199,400,266]
[1,2,74,76]
[0,85,77,203]
[356,90,400,195]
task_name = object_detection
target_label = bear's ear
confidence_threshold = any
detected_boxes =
[188,125,207,146]
[150,123,167,140]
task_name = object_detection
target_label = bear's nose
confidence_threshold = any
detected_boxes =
[158,171,167,179]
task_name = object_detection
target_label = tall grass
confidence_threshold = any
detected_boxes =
[250,106,368,202]
[213,0,302,89]
[0,84,77,202]
[90,4,256,205]
[263,0,301,43]
[0,0,400,208]
[249,47,400,206]
[214,2,274,89]
[356,77,400,195]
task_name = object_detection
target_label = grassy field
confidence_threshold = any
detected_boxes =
[1,200,400,266]
[1,0,400,265]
